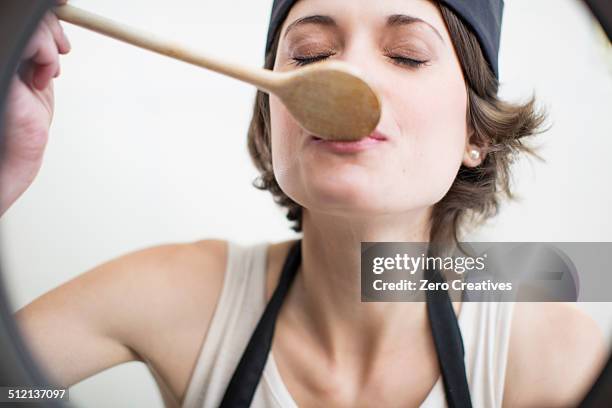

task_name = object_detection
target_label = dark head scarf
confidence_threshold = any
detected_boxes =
[266,0,504,78]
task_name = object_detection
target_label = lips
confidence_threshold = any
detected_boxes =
[311,130,389,142]
[364,131,389,141]
[309,130,389,153]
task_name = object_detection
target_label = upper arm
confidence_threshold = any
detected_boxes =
[503,302,609,408]
[14,239,228,394]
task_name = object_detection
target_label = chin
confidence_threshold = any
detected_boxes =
[298,178,386,213]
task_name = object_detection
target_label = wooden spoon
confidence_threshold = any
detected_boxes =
[54,5,381,141]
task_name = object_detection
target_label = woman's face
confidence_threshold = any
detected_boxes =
[270,0,478,220]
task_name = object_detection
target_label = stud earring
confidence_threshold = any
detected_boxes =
[469,149,481,161]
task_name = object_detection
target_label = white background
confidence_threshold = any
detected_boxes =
[1,0,611,406]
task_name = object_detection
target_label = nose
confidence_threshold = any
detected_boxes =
[334,34,393,133]
[336,31,387,97]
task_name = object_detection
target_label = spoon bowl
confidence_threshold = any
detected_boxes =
[274,61,381,141]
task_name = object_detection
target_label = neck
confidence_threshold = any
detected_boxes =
[292,208,433,362]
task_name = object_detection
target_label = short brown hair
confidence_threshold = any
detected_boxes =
[247,2,548,246]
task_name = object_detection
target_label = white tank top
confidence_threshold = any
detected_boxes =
[181,241,516,408]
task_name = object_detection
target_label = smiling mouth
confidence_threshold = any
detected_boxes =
[310,131,389,153]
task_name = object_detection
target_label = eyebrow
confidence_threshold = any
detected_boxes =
[387,14,445,44]
[284,13,444,45]
[284,15,338,39]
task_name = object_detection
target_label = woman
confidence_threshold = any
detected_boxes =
[2,0,608,407]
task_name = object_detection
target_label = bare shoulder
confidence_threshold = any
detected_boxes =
[108,238,229,356]
[109,238,229,310]
[80,238,231,406]
[503,302,609,408]
[82,238,229,335]
[15,238,230,405]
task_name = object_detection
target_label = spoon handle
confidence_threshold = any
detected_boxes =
[54,4,282,93]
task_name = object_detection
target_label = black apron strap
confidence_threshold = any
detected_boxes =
[426,269,473,408]
[220,240,472,407]
[219,240,302,408]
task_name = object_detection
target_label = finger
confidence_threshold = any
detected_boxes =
[30,24,59,68]
[22,17,55,62]
[56,0,67,4]
[58,22,71,54]
[43,12,70,55]
[30,26,60,90]
[33,63,58,91]
[22,28,45,61]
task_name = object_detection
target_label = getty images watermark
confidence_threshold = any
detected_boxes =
[360,242,612,302]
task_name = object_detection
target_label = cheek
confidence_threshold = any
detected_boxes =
[269,95,303,199]
[388,73,468,203]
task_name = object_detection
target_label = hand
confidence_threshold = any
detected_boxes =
[0,0,70,216]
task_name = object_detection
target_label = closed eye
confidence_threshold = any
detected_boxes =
[290,53,335,66]
[387,55,429,68]
[290,52,428,68]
